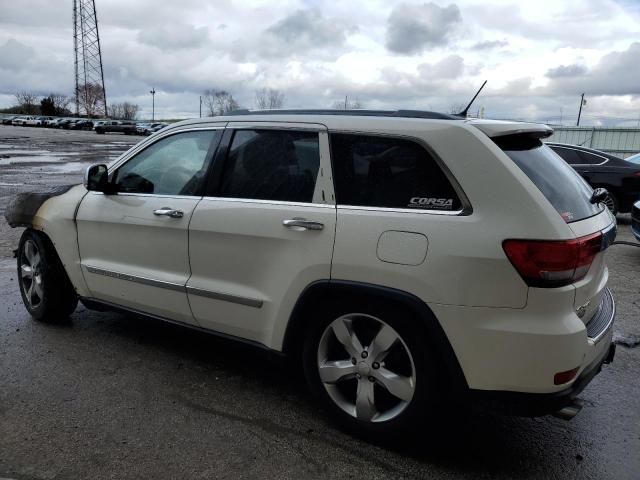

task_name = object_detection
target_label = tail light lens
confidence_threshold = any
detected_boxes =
[503,232,602,288]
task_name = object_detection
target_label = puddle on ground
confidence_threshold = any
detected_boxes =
[613,333,640,348]
[41,161,91,174]
[0,149,51,155]
[0,155,62,165]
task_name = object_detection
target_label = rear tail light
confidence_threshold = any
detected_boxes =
[502,232,602,288]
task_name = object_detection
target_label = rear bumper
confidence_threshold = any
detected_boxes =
[468,341,615,416]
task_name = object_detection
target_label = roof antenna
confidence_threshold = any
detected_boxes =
[455,80,487,118]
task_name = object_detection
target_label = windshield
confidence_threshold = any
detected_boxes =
[626,153,640,165]
[495,136,603,223]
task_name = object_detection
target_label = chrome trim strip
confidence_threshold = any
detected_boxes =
[84,265,264,309]
[84,265,185,292]
[200,196,335,208]
[588,288,615,344]
[227,123,326,132]
[337,205,465,216]
[186,286,263,308]
[115,192,202,200]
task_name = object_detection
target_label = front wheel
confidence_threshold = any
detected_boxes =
[303,304,438,441]
[17,230,78,322]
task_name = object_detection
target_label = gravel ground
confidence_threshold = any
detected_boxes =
[0,125,639,479]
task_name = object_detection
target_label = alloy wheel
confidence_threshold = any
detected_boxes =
[317,313,416,423]
[20,239,44,309]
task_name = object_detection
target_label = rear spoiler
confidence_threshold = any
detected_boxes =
[468,119,553,139]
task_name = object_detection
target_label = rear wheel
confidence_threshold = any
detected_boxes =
[17,230,78,322]
[303,302,437,441]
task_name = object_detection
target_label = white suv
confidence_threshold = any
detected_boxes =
[5,110,616,439]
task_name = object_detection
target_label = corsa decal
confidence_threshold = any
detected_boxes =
[408,197,454,210]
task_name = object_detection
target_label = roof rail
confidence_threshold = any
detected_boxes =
[225,109,459,120]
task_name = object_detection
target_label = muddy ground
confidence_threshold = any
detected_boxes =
[0,125,639,479]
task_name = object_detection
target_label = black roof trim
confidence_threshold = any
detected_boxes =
[226,109,459,120]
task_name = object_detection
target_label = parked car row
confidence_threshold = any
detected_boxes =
[2,115,168,136]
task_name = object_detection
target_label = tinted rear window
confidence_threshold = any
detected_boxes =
[495,136,602,223]
[330,133,462,211]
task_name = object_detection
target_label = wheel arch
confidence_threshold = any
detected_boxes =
[283,279,469,393]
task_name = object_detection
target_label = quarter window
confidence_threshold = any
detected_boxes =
[218,130,320,203]
[552,146,582,165]
[329,133,462,211]
[577,151,605,165]
[114,130,219,196]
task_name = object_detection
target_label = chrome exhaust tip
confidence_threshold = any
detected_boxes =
[553,400,583,421]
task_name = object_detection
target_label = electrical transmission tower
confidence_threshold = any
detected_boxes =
[73,0,108,117]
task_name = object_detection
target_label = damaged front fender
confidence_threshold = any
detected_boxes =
[4,185,76,228]
[4,184,91,297]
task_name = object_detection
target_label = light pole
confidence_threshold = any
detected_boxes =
[576,93,586,126]
[199,95,202,118]
[150,88,156,122]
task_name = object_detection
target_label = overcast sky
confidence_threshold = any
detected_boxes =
[1,0,639,124]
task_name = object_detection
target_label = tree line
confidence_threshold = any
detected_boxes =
[2,86,139,120]
[2,86,364,119]
[202,88,364,115]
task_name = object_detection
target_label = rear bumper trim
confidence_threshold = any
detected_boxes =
[586,288,615,343]
[468,341,615,417]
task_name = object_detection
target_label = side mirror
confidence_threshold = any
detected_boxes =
[84,164,111,193]
[590,187,608,205]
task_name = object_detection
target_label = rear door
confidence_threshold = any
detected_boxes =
[186,122,336,348]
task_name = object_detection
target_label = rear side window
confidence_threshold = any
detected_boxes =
[329,133,462,211]
[218,130,320,203]
[551,146,582,165]
[577,150,606,165]
[496,136,602,223]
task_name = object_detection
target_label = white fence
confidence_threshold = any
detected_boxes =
[547,126,640,159]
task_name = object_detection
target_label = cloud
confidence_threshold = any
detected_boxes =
[0,39,37,71]
[0,38,69,94]
[546,64,587,78]
[385,2,462,55]
[470,40,508,51]
[249,9,356,59]
[545,42,640,95]
[418,55,465,79]
[138,24,209,50]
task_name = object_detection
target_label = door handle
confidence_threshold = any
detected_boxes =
[154,207,184,218]
[283,218,324,231]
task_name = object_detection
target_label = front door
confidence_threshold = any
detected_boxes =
[76,128,222,324]
[186,124,337,348]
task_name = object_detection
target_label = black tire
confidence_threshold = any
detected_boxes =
[302,298,439,442]
[17,229,78,322]
[96,128,104,134]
